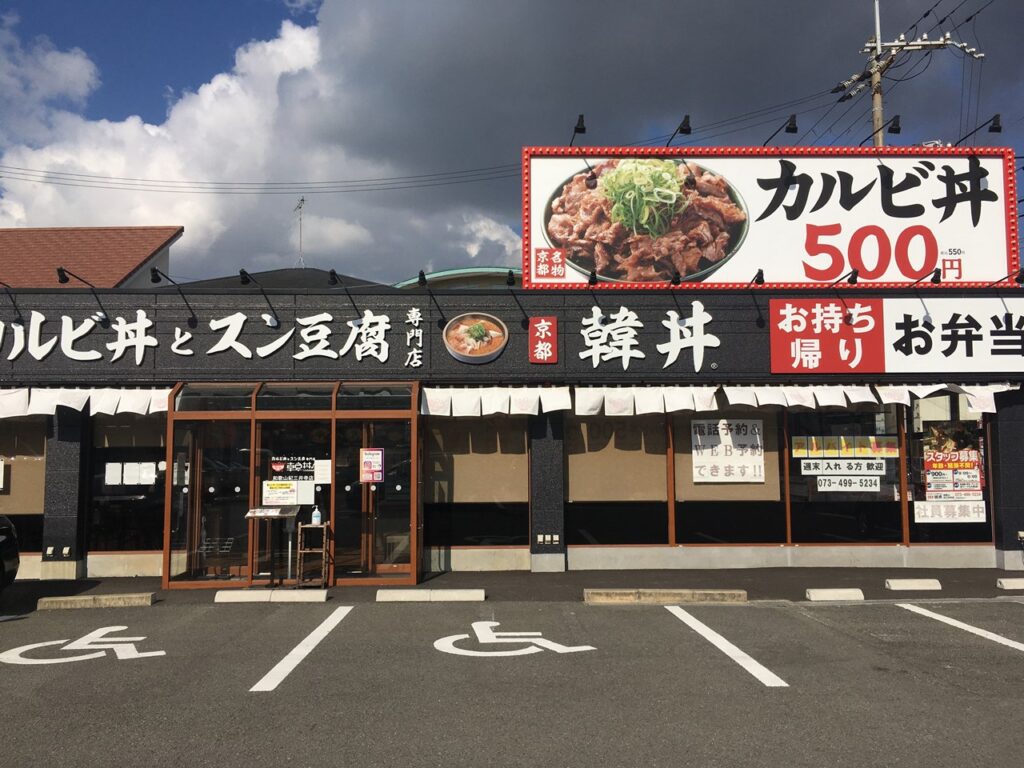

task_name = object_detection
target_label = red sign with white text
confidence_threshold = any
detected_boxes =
[528,316,558,364]
[769,298,885,373]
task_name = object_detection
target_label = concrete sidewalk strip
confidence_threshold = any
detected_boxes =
[584,589,747,605]
[215,589,329,603]
[805,588,865,602]
[37,593,155,610]
[996,578,1024,590]
[885,578,942,591]
[376,589,485,602]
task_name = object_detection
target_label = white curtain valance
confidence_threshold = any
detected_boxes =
[691,387,719,412]
[89,388,121,416]
[782,386,816,409]
[0,388,29,418]
[509,388,541,415]
[749,386,788,407]
[539,387,572,413]
[632,387,665,415]
[722,386,758,407]
[663,387,695,412]
[421,388,452,416]
[148,389,172,414]
[480,387,510,416]
[602,388,634,417]
[874,385,912,406]
[116,390,154,415]
[574,387,604,416]
[450,388,482,417]
[813,386,848,408]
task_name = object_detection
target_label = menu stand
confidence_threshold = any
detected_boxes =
[296,523,329,588]
[246,506,301,584]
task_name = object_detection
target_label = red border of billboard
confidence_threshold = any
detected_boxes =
[521,146,1019,290]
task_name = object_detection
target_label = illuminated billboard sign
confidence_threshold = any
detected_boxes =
[523,147,1018,290]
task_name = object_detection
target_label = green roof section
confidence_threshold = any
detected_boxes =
[393,266,522,289]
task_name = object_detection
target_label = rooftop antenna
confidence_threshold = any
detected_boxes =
[294,196,306,268]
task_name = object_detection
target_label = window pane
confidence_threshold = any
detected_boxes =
[0,417,47,521]
[566,416,667,502]
[88,415,166,551]
[424,415,528,547]
[788,404,902,543]
[565,416,668,544]
[168,420,251,581]
[254,421,332,579]
[256,384,334,411]
[337,384,412,411]
[908,395,991,543]
[175,384,255,411]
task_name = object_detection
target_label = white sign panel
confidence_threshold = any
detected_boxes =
[816,476,880,492]
[801,459,886,475]
[914,501,986,523]
[262,481,298,505]
[885,298,1024,374]
[692,418,764,483]
[525,148,1016,289]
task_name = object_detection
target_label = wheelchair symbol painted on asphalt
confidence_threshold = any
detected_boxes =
[0,626,166,665]
[433,621,595,657]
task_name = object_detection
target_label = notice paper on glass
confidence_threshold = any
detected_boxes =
[139,462,157,485]
[297,481,315,505]
[359,448,384,483]
[691,419,765,484]
[121,462,141,485]
[313,460,332,484]
[914,501,986,523]
[263,480,298,504]
[104,462,123,486]
[816,475,880,492]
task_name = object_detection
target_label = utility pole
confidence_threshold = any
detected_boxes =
[833,1,985,147]
[294,196,306,268]
[870,0,884,146]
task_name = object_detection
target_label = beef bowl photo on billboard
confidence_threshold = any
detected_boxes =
[544,158,749,284]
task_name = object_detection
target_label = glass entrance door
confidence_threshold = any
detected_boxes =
[334,420,413,579]
[168,420,252,582]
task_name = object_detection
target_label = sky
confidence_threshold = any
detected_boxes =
[0,0,1021,285]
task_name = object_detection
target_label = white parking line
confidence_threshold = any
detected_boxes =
[250,606,353,692]
[665,606,788,688]
[896,603,1024,653]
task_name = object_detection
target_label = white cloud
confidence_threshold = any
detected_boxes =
[0,12,100,145]
[453,213,521,263]
[0,14,525,285]
[289,213,374,255]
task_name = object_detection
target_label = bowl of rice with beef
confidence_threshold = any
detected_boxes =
[543,158,748,284]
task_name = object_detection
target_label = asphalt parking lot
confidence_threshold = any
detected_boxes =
[2,597,1023,768]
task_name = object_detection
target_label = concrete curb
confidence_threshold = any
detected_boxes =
[214,589,328,603]
[37,593,155,610]
[885,578,942,591]
[376,589,485,602]
[805,588,865,602]
[584,589,747,605]
[996,578,1024,590]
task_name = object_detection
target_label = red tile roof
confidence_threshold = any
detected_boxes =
[0,226,184,288]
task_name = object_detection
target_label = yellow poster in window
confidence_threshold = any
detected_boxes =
[791,436,808,458]
[807,435,824,458]
[876,436,899,458]
[855,436,873,457]
[822,436,840,457]
[839,435,856,457]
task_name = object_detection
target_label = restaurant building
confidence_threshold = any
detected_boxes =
[1,147,1022,587]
